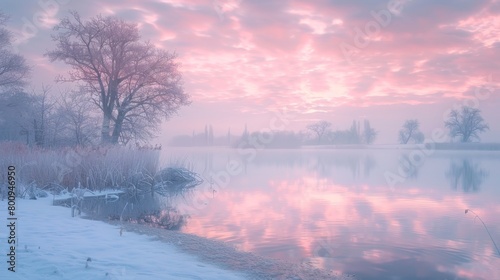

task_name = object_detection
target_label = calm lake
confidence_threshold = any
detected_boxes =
[161,147,500,280]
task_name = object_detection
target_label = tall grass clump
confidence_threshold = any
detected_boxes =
[0,142,60,198]
[1,141,201,195]
[0,141,161,193]
[1,141,201,229]
[79,146,160,190]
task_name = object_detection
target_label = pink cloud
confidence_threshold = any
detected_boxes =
[3,0,500,141]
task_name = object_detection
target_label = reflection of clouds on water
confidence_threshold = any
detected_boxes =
[164,148,500,280]
[340,256,470,280]
[447,159,488,193]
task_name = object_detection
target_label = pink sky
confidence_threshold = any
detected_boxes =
[2,0,500,143]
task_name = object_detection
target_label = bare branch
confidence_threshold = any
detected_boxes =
[46,12,189,144]
[0,11,30,89]
[445,106,489,142]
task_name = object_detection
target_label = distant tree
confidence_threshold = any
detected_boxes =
[58,88,100,146]
[0,86,58,147]
[307,121,331,143]
[205,125,208,145]
[445,106,489,143]
[412,131,424,144]
[399,119,424,144]
[0,90,32,143]
[0,12,30,89]
[46,11,189,145]
[363,120,377,144]
[349,120,361,144]
[29,85,57,147]
[241,124,249,142]
[208,125,213,146]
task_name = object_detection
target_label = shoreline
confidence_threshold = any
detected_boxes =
[103,219,354,280]
[0,197,247,279]
[48,188,354,279]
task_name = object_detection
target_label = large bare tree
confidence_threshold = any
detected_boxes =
[46,12,189,144]
[445,106,489,143]
[0,12,30,89]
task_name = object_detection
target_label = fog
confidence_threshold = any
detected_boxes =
[163,147,500,280]
[1,0,500,279]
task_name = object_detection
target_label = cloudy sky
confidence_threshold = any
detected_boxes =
[2,0,500,144]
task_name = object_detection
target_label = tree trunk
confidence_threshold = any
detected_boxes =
[101,81,118,145]
[33,118,44,147]
[403,129,414,144]
[110,110,126,144]
[100,113,112,144]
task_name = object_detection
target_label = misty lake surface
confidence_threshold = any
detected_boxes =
[161,147,500,280]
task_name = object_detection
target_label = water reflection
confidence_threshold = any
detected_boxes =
[244,149,377,180]
[397,153,420,180]
[341,257,472,280]
[447,159,488,192]
[313,152,376,179]
[55,193,190,230]
[181,173,500,279]
[167,148,500,280]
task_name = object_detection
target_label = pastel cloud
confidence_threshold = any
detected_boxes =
[1,0,499,141]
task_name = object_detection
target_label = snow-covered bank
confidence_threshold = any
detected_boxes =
[0,197,248,280]
[0,197,354,280]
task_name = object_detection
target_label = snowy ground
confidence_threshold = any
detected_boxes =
[0,197,249,280]
[0,197,353,280]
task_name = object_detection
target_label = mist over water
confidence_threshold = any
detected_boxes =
[162,147,500,280]
[2,0,500,279]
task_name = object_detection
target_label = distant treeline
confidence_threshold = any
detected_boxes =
[169,120,376,148]
[169,106,494,149]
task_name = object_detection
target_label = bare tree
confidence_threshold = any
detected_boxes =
[29,85,58,147]
[363,120,377,144]
[399,119,424,144]
[307,121,331,143]
[0,12,30,89]
[119,113,156,145]
[0,90,32,143]
[0,87,56,146]
[445,106,489,143]
[346,120,359,144]
[58,88,100,146]
[46,12,189,145]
